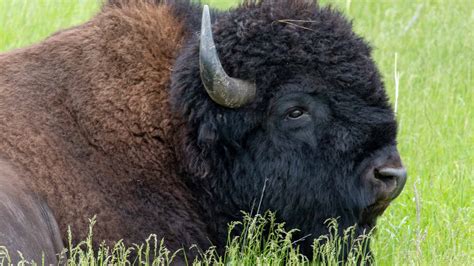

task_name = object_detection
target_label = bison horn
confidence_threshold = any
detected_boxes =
[199,5,256,108]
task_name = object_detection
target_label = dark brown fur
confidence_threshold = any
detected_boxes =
[0,2,209,261]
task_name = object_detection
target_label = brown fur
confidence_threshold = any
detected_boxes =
[0,2,209,258]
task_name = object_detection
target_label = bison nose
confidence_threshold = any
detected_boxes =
[375,167,407,200]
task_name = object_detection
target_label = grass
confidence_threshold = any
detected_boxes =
[2,213,374,265]
[0,0,472,265]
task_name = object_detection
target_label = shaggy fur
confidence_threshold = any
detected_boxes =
[0,0,402,262]
[0,1,208,261]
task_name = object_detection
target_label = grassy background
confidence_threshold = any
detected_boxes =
[0,0,472,265]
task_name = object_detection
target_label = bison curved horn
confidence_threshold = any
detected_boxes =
[199,5,256,108]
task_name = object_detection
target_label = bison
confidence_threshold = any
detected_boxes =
[0,0,407,263]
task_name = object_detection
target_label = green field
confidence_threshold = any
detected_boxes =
[0,0,472,265]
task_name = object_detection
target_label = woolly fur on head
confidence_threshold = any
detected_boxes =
[170,0,396,256]
[171,0,390,175]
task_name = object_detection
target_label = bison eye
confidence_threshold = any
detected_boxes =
[286,107,306,119]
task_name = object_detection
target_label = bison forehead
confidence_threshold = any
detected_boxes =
[210,1,378,97]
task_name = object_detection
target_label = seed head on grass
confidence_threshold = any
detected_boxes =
[64,216,178,266]
[0,246,11,265]
[3,213,376,265]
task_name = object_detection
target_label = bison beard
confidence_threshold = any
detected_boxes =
[0,0,406,263]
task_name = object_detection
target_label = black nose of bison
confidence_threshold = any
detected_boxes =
[366,148,407,202]
[375,166,407,200]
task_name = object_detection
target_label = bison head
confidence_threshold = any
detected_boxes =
[171,0,406,258]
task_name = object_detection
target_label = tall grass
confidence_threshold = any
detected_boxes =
[0,0,472,265]
[0,213,374,265]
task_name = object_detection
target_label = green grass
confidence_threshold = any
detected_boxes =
[0,0,472,265]
[2,213,374,265]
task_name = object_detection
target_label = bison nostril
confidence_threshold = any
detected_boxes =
[377,167,407,181]
[375,167,407,199]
